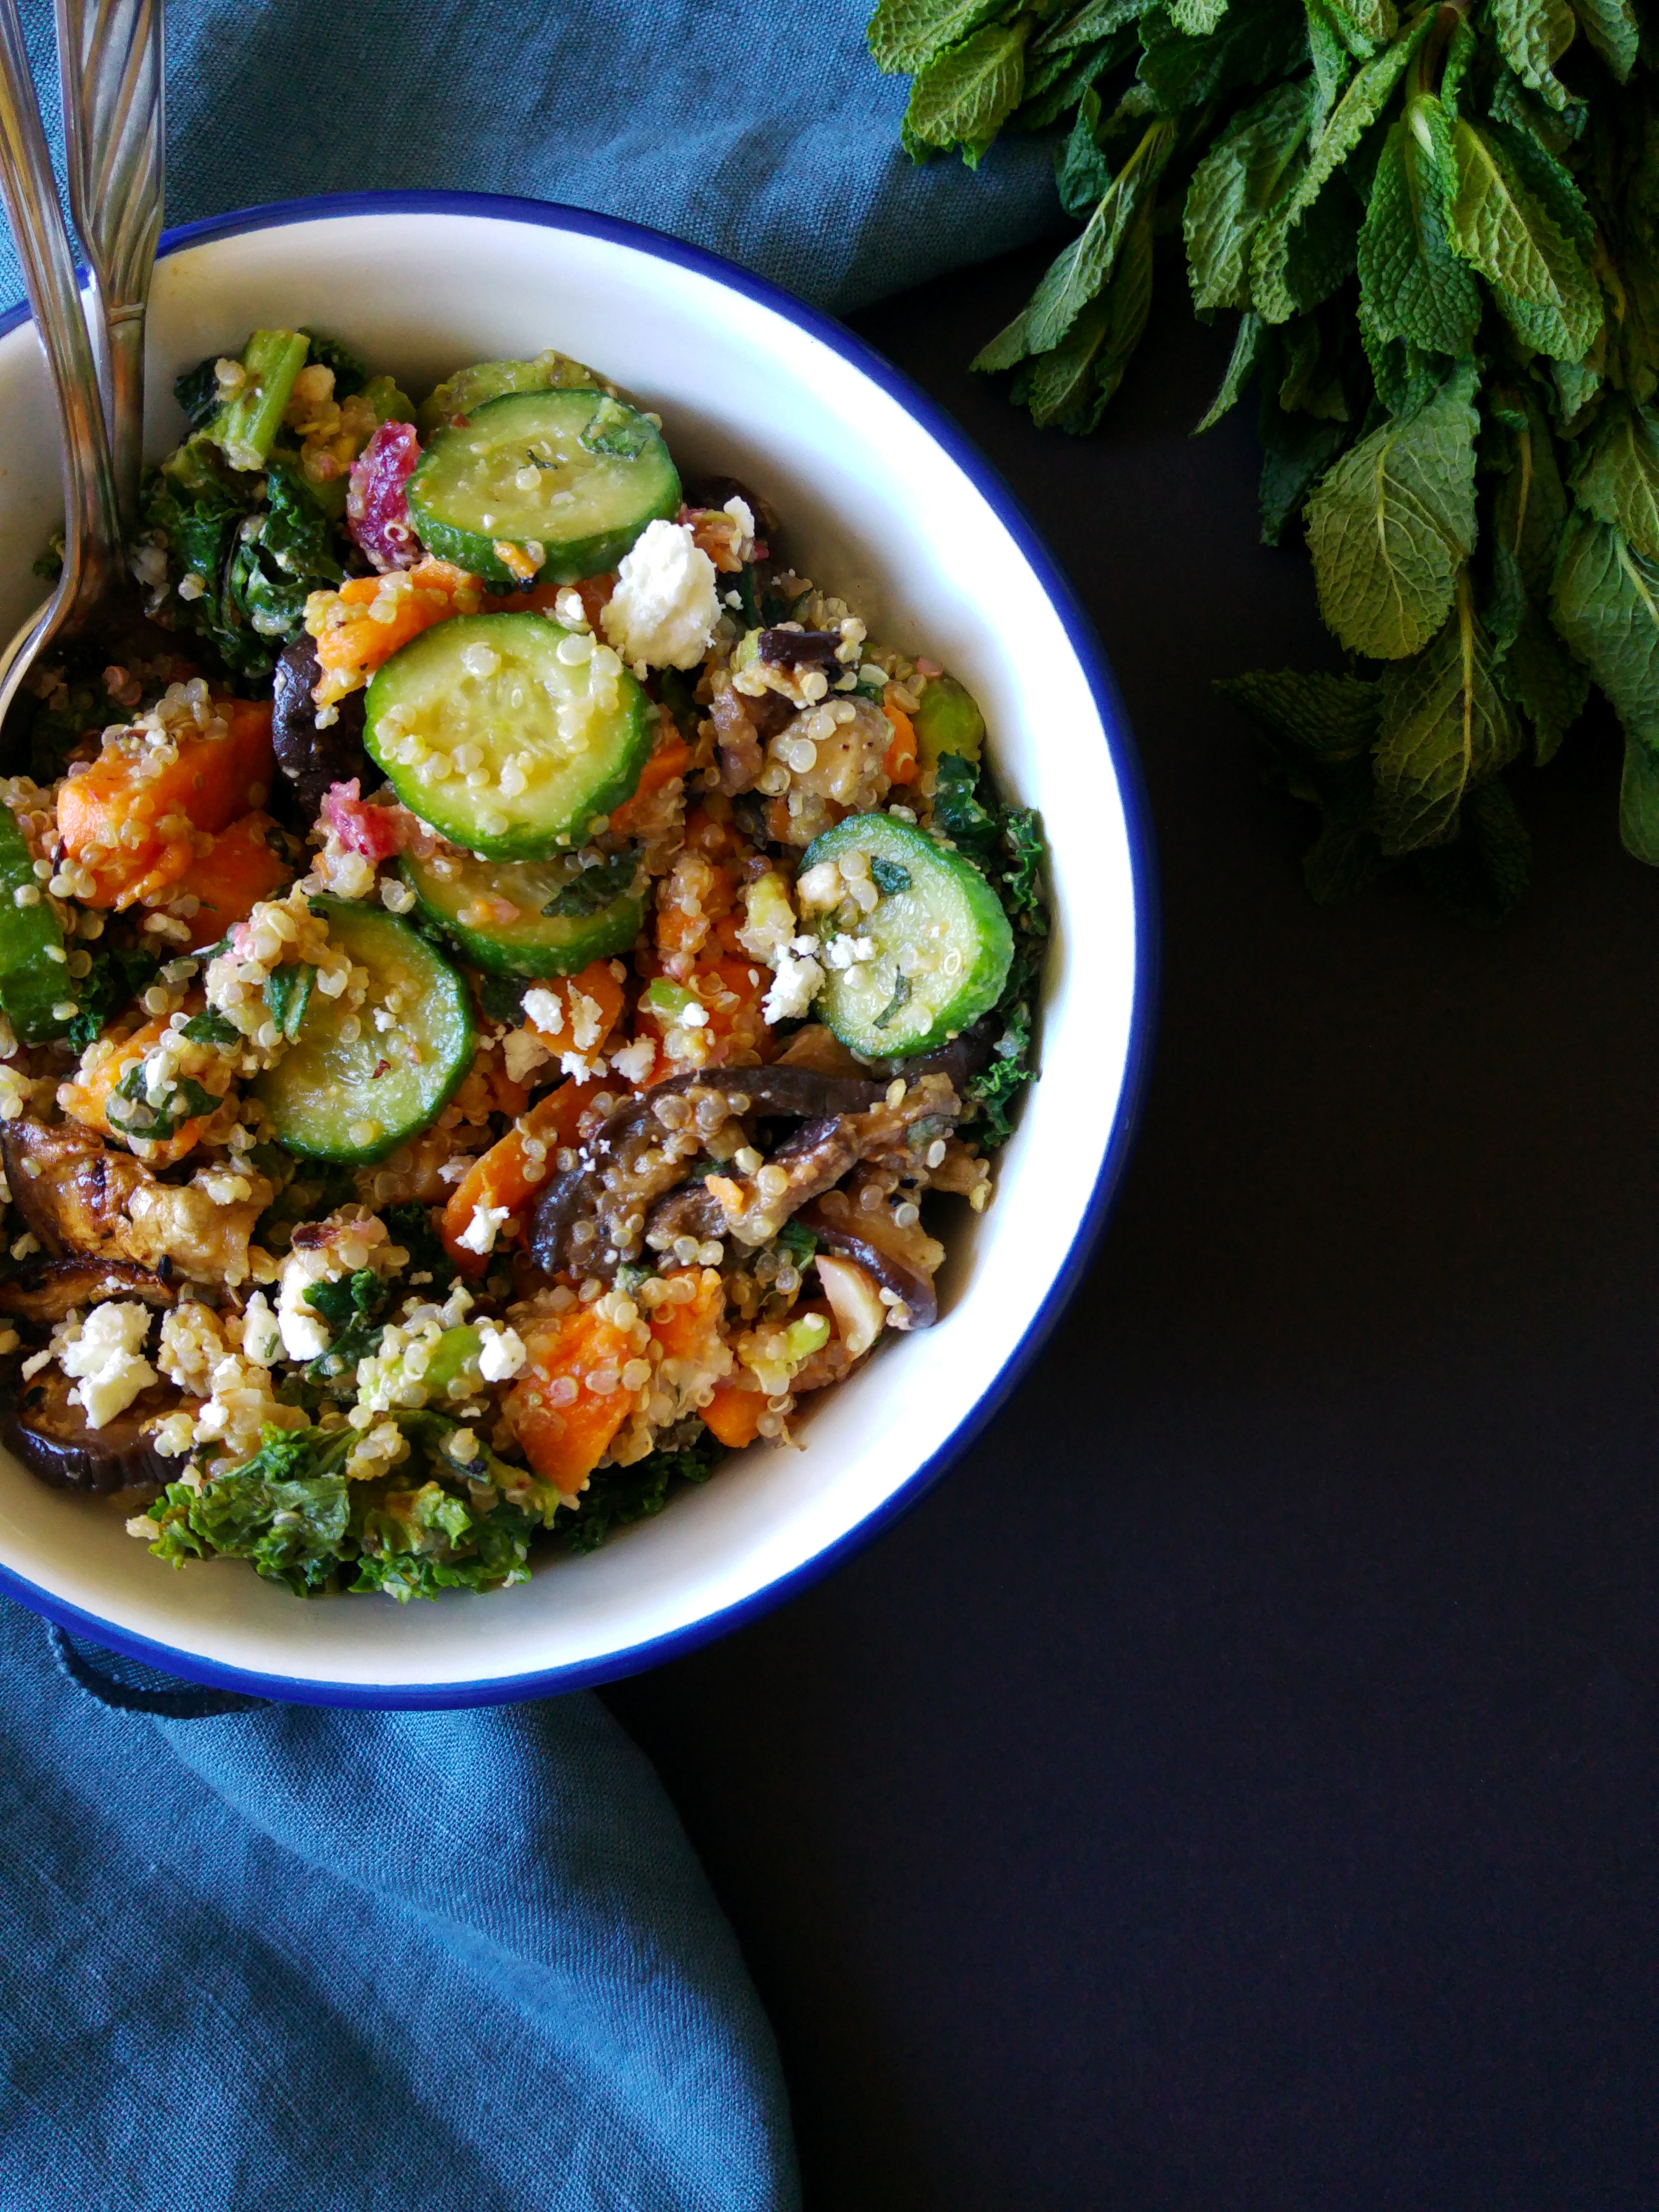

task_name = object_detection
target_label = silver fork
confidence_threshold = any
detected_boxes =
[0,0,123,735]
[56,0,163,530]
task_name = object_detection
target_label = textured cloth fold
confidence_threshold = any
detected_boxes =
[0,0,1059,318]
[3,1600,799,2210]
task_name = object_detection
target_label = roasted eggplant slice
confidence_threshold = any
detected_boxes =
[0,1257,175,1325]
[2,1370,173,1495]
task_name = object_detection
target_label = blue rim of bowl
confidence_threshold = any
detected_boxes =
[0,189,1162,1708]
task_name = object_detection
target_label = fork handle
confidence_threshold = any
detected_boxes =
[0,0,120,623]
[56,0,163,530]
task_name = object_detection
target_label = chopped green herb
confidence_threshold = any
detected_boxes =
[541,843,642,917]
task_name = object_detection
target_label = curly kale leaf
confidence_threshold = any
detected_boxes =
[562,1432,725,1555]
[66,943,159,1055]
[298,330,368,398]
[148,1425,354,1596]
[303,1268,391,1384]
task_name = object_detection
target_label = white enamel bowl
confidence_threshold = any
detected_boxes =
[0,194,1157,1706]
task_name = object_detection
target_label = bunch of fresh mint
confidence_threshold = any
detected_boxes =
[869,0,1657,919]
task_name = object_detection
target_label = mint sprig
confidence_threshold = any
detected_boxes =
[868,0,1659,919]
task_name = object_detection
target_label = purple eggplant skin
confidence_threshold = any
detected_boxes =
[796,1203,939,1328]
[757,628,841,671]
[0,1257,175,1325]
[272,636,368,813]
[2,1369,173,1495]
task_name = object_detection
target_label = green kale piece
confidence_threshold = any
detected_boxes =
[303,1268,391,1384]
[382,1201,458,1288]
[173,355,224,432]
[541,843,642,917]
[66,943,159,1055]
[474,972,527,1027]
[148,1425,353,1596]
[298,330,368,398]
[932,752,999,863]
[562,1432,725,1555]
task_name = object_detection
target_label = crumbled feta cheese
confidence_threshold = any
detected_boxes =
[52,1302,158,1429]
[522,985,564,1035]
[723,495,756,542]
[763,941,826,1025]
[600,519,720,670]
[240,1291,281,1368]
[276,1257,333,1361]
[477,1322,527,1382]
[456,1203,510,1256]
[609,1036,656,1085]
[502,1028,551,1085]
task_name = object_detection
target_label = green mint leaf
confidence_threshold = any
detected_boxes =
[1358,105,1482,355]
[1439,13,1479,119]
[1194,309,1265,432]
[1258,389,1352,546]
[1568,398,1659,561]
[1306,362,1480,659]
[1568,0,1639,79]
[868,0,1008,72]
[1137,0,1308,110]
[1030,0,1150,57]
[976,119,1174,373]
[1017,198,1157,431]
[1293,12,1435,219]
[1374,594,1522,854]
[1319,0,1398,54]
[1414,777,1532,925]
[1184,78,1313,314]
[263,962,316,1043]
[1169,0,1228,31]
[1216,667,1382,761]
[1490,385,1572,602]
[1249,159,1362,326]
[1275,311,1350,421]
[1305,0,1354,125]
[1055,89,1113,219]
[1496,603,1590,763]
[541,843,642,917]
[1301,783,1389,903]
[905,19,1029,157]
[1491,0,1577,109]
[1550,509,1659,752]
[181,1007,242,1047]
[871,857,913,894]
[1449,118,1601,363]
[1014,27,1137,130]
[1618,736,1659,863]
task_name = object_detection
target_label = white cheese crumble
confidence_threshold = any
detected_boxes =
[276,1257,333,1361]
[502,1029,550,1085]
[763,935,826,1025]
[601,519,720,670]
[609,1035,656,1085]
[456,1202,510,1256]
[522,984,564,1035]
[477,1321,527,1382]
[52,1302,158,1429]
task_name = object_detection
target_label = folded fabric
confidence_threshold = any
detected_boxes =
[0,1596,800,2210]
[2,0,1058,317]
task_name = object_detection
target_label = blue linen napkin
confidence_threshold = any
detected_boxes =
[0,3,1067,2204]
[2,0,1059,317]
[2,1597,800,2210]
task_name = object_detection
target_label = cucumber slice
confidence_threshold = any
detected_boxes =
[253,898,473,1164]
[401,847,645,978]
[912,674,985,768]
[0,804,70,1044]
[365,612,652,861]
[802,814,1013,1059]
[417,349,617,436]
[406,389,680,589]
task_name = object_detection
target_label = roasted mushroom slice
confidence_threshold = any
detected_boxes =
[273,635,368,812]
[529,1066,891,1279]
[2,1370,173,1495]
[797,1186,943,1329]
[757,627,840,670]
[0,1257,176,1325]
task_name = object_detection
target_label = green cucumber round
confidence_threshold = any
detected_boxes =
[801,813,1012,1059]
[401,847,645,978]
[406,388,680,588]
[253,898,473,1164]
[365,611,652,861]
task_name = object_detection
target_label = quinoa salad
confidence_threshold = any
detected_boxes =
[0,330,1047,1601]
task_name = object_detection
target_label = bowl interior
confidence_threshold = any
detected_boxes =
[0,202,1150,1702]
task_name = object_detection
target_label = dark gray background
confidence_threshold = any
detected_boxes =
[609,239,1659,2210]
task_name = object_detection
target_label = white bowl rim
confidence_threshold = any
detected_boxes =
[0,189,1161,1707]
